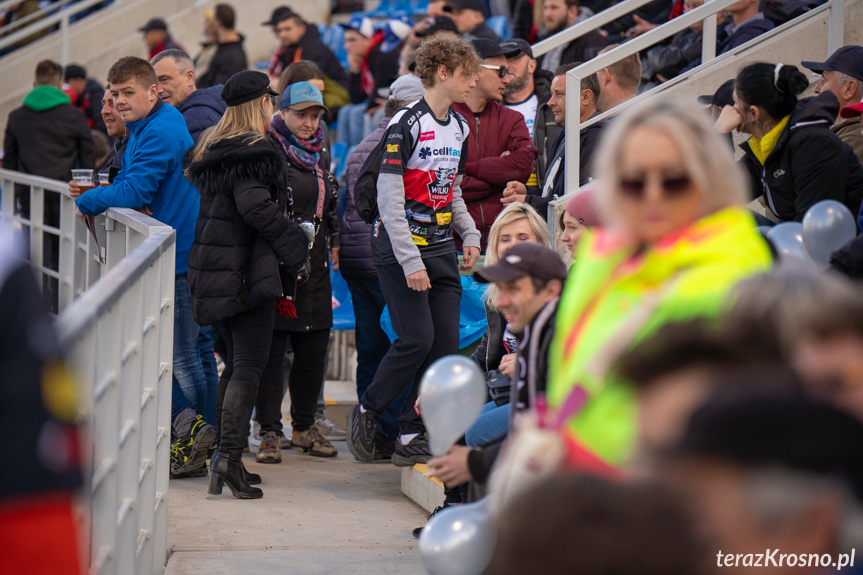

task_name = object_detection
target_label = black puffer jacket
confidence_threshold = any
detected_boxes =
[185,136,308,326]
[740,92,863,223]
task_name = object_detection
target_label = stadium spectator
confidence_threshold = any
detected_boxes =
[192,9,218,84]
[452,39,537,250]
[91,129,111,169]
[196,4,248,90]
[595,44,642,112]
[343,74,427,460]
[263,6,349,112]
[716,63,863,223]
[536,0,608,73]
[558,188,601,257]
[548,96,772,472]
[73,57,211,479]
[185,70,308,498]
[803,45,863,165]
[151,50,227,144]
[95,88,128,176]
[64,64,107,133]
[427,242,567,491]
[139,17,185,60]
[502,62,605,217]
[255,81,340,462]
[443,0,502,41]
[643,0,725,83]
[501,38,561,195]
[346,34,481,466]
[276,61,334,172]
[682,0,774,71]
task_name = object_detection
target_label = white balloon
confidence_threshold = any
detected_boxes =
[802,200,857,270]
[420,355,487,456]
[419,497,497,575]
[767,222,819,272]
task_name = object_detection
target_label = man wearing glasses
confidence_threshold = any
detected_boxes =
[451,38,538,251]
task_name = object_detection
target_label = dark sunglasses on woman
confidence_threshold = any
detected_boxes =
[620,173,692,200]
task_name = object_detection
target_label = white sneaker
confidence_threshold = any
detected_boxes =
[248,419,262,448]
[315,416,347,441]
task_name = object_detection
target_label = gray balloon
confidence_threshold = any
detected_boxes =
[767,222,818,272]
[802,199,857,270]
[755,225,773,236]
[420,355,487,456]
[419,497,497,575]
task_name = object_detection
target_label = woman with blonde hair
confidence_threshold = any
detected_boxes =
[186,70,309,499]
[465,202,551,447]
[548,96,772,471]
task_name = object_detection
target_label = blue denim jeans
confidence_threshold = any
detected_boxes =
[171,274,208,421]
[336,103,368,148]
[465,401,510,447]
[346,277,408,439]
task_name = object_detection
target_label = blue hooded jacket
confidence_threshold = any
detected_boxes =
[76,100,198,274]
[178,85,226,144]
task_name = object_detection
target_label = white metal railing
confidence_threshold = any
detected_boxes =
[0,0,127,65]
[556,0,845,196]
[0,169,176,575]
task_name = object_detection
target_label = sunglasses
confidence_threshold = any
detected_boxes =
[619,174,693,199]
[480,64,509,79]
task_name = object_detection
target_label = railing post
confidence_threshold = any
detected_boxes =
[565,70,583,197]
[60,11,70,67]
[702,11,717,63]
[827,0,845,55]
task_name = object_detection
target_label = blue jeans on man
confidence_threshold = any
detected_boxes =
[171,274,211,423]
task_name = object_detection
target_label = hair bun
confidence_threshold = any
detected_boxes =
[778,65,809,96]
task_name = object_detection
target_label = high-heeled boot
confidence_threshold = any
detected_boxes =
[214,376,261,485]
[208,380,262,499]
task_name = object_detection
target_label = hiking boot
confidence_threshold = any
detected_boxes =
[392,433,432,467]
[346,404,377,462]
[256,431,282,464]
[290,426,338,457]
[412,504,453,538]
[314,416,347,441]
[170,412,217,478]
[373,432,395,463]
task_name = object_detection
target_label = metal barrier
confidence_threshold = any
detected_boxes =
[0,169,176,575]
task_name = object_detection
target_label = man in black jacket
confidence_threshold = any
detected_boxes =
[427,243,566,495]
[196,3,248,89]
[502,62,606,217]
[536,0,608,73]
[443,0,501,41]
[501,38,562,194]
[64,63,107,134]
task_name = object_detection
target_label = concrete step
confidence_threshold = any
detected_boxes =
[400,464,445,514]
[322,379,358,429]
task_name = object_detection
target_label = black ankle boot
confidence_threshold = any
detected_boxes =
[208,451,262,499]
[241,461,261,485]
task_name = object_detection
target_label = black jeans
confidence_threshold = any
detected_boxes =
[257,328,331,434]
[362,253,462,435]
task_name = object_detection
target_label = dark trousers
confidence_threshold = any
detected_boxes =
[257,327,331,434]
[361,253,462,435]
[345,277,409,439]
[217,301,274,454]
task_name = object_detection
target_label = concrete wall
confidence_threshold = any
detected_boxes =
[0,0,330,141]
[548,0,863,251]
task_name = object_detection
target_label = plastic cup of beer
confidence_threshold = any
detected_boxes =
[98,173,111,187]
[72,169,95,194]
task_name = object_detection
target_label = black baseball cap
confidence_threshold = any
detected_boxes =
[221,70,278,107]
[443,0,484,12]
[672,393,863,500]
[138,18,167,33]
[696,78,735,108]
[500,38,534,59]
[262,6,295,26]
[474,243,568,284]
[802,45,863,82]
[470,38,521,60]
[64,64,86,81]
[416,15,459,37]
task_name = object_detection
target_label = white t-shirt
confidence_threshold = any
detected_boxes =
[505,94,539,140]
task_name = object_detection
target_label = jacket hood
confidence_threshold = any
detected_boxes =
[185,135,286,194]
[790,92,839,129]
[179,85,227,116]
[22,85,70,111]
[533,69,554,102]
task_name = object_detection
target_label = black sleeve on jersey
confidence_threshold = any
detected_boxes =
[379,122,412,176]
[458,129,469,174]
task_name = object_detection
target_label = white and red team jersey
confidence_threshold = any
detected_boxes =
[373,98,469,264]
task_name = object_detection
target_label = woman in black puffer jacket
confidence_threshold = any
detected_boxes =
[186,71,308,499]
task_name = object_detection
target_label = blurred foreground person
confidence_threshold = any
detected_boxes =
[0,227,84,574]
[548,97,772,470]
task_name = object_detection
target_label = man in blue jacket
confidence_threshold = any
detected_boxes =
[75,56,216,479]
